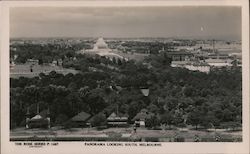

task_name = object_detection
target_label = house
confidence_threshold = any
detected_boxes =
[132,109,154,127]
[70,111,92,127]
[107,112,128,127]
[26,109,50,129]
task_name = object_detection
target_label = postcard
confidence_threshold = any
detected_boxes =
[1,0,249,154]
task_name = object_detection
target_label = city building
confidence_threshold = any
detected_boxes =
[171,61,210,73]
[165,51,194,61]
[82,37,127,60]
[207,53,229,59]
[205,59,233,67]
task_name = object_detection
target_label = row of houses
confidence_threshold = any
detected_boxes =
[25,108,154,129]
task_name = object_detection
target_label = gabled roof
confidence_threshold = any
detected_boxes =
[71,111,91,122]
[31,114,43,120]
[107,112,128,121]
[107,112,117,119]
[86,112,106,123]
[28,109,49,121]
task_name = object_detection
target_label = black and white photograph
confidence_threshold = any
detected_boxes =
[1,0,249,154]
[8,6,244,142]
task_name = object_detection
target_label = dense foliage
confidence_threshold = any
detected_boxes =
[10,43,242,130]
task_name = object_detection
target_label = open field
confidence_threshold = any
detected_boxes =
[10,64,78,78]
[10,127,242,142]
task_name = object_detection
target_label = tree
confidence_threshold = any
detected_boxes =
[164,97,178,111]
[112,57,117,65]
[55,114,69,125]
[222,108,233,122]
[172,110,184,127]
[201,111,220,128]
[78,86,90,98]
[160,110,174,128]
[147,103,159,114]
[128,101,142,121]
[22,85,40,106]
[183,85,196,97]
[86,92,107,115]
[221,121,241,130]
[117,58,122,66]
[145,115,160,128]
[68,82,78,92]
[186,109,203,129]
[91,113,107,127]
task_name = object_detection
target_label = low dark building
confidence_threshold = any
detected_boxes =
[26,109,50,129]
[107,112,128,127]
[70,111,92,127]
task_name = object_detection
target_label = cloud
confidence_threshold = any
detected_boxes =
[10,6,241,40]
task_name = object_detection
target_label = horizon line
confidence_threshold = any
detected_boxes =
[10,36,241,41]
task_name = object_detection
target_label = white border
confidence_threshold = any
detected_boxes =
[1,1,249,154]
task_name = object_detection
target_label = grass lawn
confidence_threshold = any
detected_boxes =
[10,126,242,142]
[10,64,78,78]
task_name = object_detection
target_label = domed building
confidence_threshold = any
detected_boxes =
[82,37,127,60]
[84,37,112,54]
[93,37,109,50]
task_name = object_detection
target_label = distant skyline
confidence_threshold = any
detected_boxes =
[10,7,241,40]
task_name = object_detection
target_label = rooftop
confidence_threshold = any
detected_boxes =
[205,59,233,63]
[71,111,91,122]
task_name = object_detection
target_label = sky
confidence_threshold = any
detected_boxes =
[10,6,241,40]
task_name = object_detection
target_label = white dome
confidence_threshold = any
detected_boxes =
[94,37,108,49]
